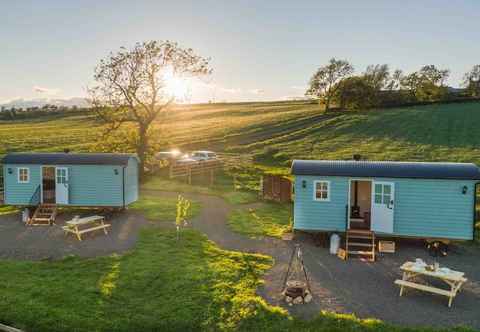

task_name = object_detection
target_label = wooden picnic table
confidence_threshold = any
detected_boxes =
[62,215,111,241]
[395,261,467,307]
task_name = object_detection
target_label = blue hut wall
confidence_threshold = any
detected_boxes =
[294,175,476,240]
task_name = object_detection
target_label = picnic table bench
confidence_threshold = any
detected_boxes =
[62,215,111,241]
[395,261,467,307]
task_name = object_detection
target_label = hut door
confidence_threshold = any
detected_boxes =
[55,167,69,205]
[371,181,394,233]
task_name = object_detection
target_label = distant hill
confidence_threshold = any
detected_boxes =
[0,97,88,109]
[1,100,480,167]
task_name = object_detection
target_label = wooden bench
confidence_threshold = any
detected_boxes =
[63,215,111,241]
[396,262,467,307]
[395,280,454,302]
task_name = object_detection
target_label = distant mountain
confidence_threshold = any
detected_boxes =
[0,97,88,109]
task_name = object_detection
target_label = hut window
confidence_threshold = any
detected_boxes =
[313,180,330,201]
[374,183,391,204]
[18,168,30,183]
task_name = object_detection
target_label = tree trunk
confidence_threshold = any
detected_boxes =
[137,124,148,179]
[324,96,330,112]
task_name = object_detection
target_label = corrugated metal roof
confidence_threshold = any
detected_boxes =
[2,153,137,166]
[291,160,480,180]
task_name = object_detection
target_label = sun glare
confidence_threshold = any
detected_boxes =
[163,68,190,102]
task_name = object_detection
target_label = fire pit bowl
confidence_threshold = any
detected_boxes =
[285,287,304,299]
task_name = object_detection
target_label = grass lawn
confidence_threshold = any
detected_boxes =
[0,229,276,331]
[228,203,293,238]
[0,228,473,332]
[129,195,201,222]
[0,206,18,216]
[143,175,259,205]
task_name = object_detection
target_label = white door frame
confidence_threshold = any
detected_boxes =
[55,166,69,205]
[40,165,44,204]
[347,178,373,230]
[371,181,395,234]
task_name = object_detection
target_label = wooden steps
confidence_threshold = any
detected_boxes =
[27,204,57,226]
[346,229,375,261]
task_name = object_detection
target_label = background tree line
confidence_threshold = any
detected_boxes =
[306,59,480,111]
[0,105,87,120]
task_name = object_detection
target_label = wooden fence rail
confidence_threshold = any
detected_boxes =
[169,159,224,185]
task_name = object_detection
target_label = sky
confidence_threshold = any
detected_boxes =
[1,0,479,104]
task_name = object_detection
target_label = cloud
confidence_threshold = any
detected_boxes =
[33,86,60,95]
[220,87,242,94]
[249,89,265,95]
[198,82,242,94]
[290,85,307,91]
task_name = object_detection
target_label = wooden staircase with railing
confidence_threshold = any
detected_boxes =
[346,229,376,261]
[0,175,4,205]
[27,204,57,226]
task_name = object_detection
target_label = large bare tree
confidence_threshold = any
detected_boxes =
[306,58,354,111]
[88,40,211,176]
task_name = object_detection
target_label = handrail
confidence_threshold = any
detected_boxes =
[345,204,349,231]
[0,173,4,204]
[29,185,41,206]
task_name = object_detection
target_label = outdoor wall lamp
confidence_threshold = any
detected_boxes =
[302,180,306,189]
[462,185,468,195]
[7,168,12,174]
[114,169,119,175]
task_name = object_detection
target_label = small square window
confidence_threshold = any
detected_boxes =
[18,168,30,183]
[314,180,330,201]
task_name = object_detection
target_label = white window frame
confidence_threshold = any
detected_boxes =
[18,167,30,183]
[313,180,330,202]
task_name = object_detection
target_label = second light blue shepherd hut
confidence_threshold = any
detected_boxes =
[291,160,480,240]
[1,153,139,207]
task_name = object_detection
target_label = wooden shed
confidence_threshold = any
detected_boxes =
[261,174,292,203]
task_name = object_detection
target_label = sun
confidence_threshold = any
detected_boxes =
[163,68,190,101]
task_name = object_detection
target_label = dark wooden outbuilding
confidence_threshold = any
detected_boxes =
[261,174,292,203]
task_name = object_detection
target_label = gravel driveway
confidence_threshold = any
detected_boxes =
[144,190,480,330]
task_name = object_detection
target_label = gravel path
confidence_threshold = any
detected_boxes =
[0,211,150,260]
[0,190,479,329]
[144,190,480,330]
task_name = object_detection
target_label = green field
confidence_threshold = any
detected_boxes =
[1,101,480,331]
[2,101,480,166]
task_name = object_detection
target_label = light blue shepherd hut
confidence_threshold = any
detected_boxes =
[1,153,139,208]
[291,160,479,240]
